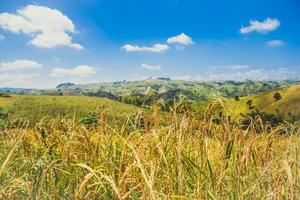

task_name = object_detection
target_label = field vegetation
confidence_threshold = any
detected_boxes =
[0,94,299,199]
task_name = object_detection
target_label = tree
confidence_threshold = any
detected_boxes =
[246,99,255,109]
[234,96,240,101]
[273,92,282,101]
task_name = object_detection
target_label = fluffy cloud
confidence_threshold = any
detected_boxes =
[51,65,96,77]
[141,63,161,71]
[240,18,280,34]
[0,73,39,87]
[122,44,169,53]
[0,5,83,49]
[266,40,285,47]
[0,59,42,71]
[167,33,193,45]
[122,33,193,52]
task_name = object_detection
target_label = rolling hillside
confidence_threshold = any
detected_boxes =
[232,84,300,122]
[1,95,144,126]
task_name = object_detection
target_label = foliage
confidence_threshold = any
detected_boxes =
[0,99,299,199]
[7,96,141,127]
[0,93,11,98]
[241,109,285,131]
[246,99,255,110]
[79,112,99,125]
[0,107,8,128]
[234,95,240,101]
[273,92,282,101]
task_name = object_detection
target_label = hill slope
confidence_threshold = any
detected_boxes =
[232,84,300,122]
[3,96,143,125]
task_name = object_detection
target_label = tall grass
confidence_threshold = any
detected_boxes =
[0,98,299,199]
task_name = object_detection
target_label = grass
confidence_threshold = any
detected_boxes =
[0,95,19,113]
[6,95,142,126]
[230,84,300,122]
[0,97,299,199]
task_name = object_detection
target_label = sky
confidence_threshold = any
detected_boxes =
[0,0,300,88]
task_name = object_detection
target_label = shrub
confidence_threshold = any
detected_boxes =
[246,99,255,109]
[273,92,282,101]
[241,109,284,131]
[78,112,99,125]
[0,93,11,98]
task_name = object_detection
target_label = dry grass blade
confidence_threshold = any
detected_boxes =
[0,130,26,178]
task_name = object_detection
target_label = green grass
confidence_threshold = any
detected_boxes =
[230,84,300,122]
[5,95,143,126]
[0,95,19,112]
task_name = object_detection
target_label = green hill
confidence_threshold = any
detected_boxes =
[60,79,290,99]
[3,95,143,125]
[232,84,300,122]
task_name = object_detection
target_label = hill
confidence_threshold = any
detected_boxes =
[1,80,297,106]
[1,95,144,126]
[58,79,290,97]
[232,84,300,123]
[53,79,298,109]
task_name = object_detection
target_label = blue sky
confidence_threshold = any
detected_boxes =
[0,0,300,88]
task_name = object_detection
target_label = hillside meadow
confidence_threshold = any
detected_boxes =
[1,95,145,126]
[0,95,299,199]
[231,85,300,124]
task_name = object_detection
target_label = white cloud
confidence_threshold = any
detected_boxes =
[266,40,285,47]
[0,59,42,71]
[172,75,191,80]
[210,64,249,71]
[51,65,96,77]
[0,73,39,87]
[167,33,193,45]
[141,63,161,71]
[122,44,169,53]
[201,69,268,81]
[0,5,83,49]
[240,18,280,34]
[195,68,296,81]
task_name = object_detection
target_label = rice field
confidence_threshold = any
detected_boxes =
[0,97,299,199]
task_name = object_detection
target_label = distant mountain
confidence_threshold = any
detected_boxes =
[1,80,299,103]
[56,82,75,89]
[0,87,33,93]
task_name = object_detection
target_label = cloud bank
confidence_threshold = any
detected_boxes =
[0,59,42,71]
[51,65,96,77]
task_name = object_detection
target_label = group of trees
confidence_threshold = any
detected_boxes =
[83,90,118,100]
[241,109,284,132]
[0,93,11,98]
[240,91,289,129]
